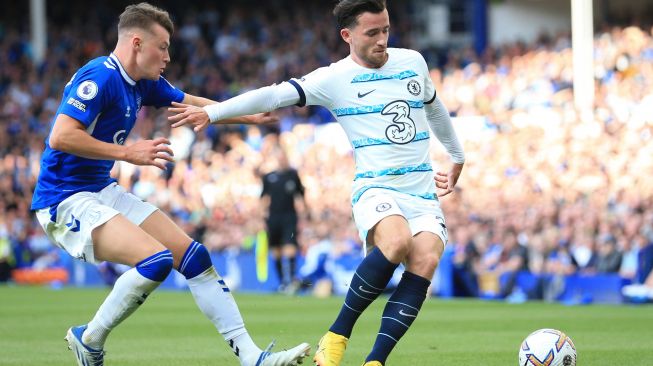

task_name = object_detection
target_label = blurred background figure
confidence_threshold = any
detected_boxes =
[260,146,308,293]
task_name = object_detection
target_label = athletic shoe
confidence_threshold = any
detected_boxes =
[313,331,348,366]
[255,340,311,366]
[65,325,105,366]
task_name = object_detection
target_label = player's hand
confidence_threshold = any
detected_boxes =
[435,162,464,197]
[168,102,210,132]
[124,137,174,170]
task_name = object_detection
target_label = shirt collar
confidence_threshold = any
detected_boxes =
[109,53,136,86]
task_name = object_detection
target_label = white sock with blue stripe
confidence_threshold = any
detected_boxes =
[83,250,173,350]
[181,241,262,365]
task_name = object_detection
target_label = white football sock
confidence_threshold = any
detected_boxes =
[186,267,262,364]
[83,267,161,349]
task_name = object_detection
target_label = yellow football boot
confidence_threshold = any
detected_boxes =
[362,362,383,366]
[313,331,348,366]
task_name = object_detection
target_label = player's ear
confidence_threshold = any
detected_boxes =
[132,34,143,51]
[340,28,352,44]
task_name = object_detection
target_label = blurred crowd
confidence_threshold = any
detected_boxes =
[1,2,652,299]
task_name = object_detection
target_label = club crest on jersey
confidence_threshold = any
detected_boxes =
[407,80,421,96]
[376,202,392,212]
[76,80,98,100]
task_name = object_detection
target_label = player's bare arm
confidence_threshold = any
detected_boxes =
[49,113,174,170]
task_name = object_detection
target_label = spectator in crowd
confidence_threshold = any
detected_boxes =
[593,235,623,273]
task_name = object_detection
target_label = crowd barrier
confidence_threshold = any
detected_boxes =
[11,247,631,304]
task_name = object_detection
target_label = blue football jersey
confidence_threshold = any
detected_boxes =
[31,53,184,210]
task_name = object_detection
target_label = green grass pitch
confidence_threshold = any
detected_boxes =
[1,286,652,365]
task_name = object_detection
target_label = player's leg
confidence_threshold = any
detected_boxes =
[265,216,286,289]
[331,215,410,336]
[280,214,300,293]
[81,214,173,350]
[281,242,299,293]
[271,246,284,290]
[36,190,173,364]
[140,210,310,366]
[315,194,408,366]
[364,228,445,365]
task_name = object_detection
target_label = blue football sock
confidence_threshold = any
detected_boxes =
[179,241,212,279]
[366,271,431,364]
[329,247,398,338]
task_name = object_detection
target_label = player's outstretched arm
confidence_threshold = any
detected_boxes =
[181,93,279,129]
[49,114,174,170]
[169,82,301,132]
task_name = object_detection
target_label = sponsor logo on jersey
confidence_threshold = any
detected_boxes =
[67,97,87,112]
[358,89,376,98]
[113,130,127,145]
[76,80,98,100]
[407,80,421,96]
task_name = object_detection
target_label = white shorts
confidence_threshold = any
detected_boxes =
[35,183,158,264]
[352,188,448,249]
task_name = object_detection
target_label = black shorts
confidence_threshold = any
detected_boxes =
[266,213,298,247]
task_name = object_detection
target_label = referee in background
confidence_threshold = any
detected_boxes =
[261,149,309,293]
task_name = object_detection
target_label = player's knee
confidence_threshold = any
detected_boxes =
[408,250,441,277]
[420,251,441,272]
[135,249,174,282]
[178,241,213,279]
[382,234,411,260]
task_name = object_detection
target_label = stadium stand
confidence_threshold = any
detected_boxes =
[1,0,652,304]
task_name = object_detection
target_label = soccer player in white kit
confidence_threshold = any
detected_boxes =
[168,1,465,365]
[31,3,310,366]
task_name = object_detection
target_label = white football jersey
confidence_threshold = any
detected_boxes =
[290,48,438,205]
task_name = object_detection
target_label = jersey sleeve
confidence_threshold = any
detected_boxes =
[288,66,334,108]
[293,169,305,197]
[59,67,112,127]
[141,76,185,108]
[261,174,270,197]
[416,52,437,104]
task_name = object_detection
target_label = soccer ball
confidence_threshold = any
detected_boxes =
[518,328,576,366]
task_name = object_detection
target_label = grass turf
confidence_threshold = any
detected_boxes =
[1,285,651,365]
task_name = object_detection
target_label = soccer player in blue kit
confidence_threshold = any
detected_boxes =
[168,1,465,365]
[30,3,309,366]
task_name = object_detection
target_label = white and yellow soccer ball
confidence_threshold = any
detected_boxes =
[518,328,576,366]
